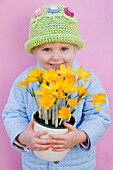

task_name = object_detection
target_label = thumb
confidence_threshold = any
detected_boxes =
[64,122,75,131]
[27,119,35,130]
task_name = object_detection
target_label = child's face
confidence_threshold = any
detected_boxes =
[33,42,77,70]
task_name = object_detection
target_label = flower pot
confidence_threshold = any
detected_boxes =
[33,112,76,162]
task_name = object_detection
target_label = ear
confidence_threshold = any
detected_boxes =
[74,45,78,53]
[75,45,78,50]
[32,47,36,55]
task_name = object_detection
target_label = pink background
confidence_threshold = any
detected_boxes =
[0,0,113,169]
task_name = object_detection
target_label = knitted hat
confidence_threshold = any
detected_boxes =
[25,4,85,54]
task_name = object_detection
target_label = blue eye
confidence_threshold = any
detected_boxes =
[43,48,50,51]
[61,48,67,51]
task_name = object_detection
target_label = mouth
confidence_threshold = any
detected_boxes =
[49,63,64,69]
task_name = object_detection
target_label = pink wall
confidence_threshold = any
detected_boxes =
[0,0,113,169]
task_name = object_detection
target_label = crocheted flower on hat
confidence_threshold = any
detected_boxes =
[64,7,74,17]
[47,5,60,13]
[33,8,43,17]
[46,5,63,20]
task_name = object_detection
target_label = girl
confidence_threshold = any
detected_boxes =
[2,4,111,170]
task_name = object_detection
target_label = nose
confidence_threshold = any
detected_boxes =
[51,52,61,61]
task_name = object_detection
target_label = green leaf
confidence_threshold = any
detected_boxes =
[71,108,76,114]
[26,88,32,96]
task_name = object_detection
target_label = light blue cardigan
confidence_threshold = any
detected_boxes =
[2,59,111,170]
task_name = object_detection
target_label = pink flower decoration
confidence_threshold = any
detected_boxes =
[33,8,43,17]
[64,7,74,17]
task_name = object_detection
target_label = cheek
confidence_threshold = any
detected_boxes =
[65,58,75,67]
[64,55,75,63]
[36,51,49,63]
[38,57,49,66]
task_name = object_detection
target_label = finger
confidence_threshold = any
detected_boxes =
[51,139,64,145]
[64,122,75,131]
[35,144,52,151]
[35,148,50,151]
[52,148,66,152]
[36,138,53,145]
[27,119,35,130]
[52,145,64,149]
[34,130,49,137]
[49,134,66,140]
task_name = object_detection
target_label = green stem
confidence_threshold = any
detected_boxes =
[71,108,76,114]
[42,107,44,120]
[49,107,51,120]
[61,98,65,107]
[39,106,42,119]
[59,118,63,126]
[55,99,59,127]
[52,104,55,125]
[68,117,71,122]
[63,118,69,123]
[65,93,69,106]
[44,109,48,125]
[33,96,39,111]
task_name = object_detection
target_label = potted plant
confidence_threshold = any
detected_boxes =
[16,64,106,162]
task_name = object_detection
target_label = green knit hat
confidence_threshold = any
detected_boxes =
[25,4,85,54]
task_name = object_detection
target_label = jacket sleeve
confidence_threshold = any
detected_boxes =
[2,75,29,152]
[78,74,111,149]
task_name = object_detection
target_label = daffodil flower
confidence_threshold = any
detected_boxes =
[93,93,106,112]
[55,77,64,92]
[27,67,43,83]
[34,83,50,96]
[38,94,56,110]
[36,78,65,99]
[68,98,78,108]
[55,77,67,99]
[42,68,59,82]
[63,76,78,93]
[77,66,91,82]
[35,82,59,97]
[49,82,60,98]
[57,91,67,99]
[15,78,29,88]
[77,84,89,98]
[57,64,77,78]
[58,106,71,119]
[55,77,64,88]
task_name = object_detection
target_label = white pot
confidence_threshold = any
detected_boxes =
[33,112,76,162]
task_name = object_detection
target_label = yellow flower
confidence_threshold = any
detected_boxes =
[63,76,78,93]
[55,77,64,92]
[34,83,50,96]
[54,78,66,99]
[38,94,56,110]
[27,67,43,83]
[58,106,71,119]
[77,66,91,82]
[47,77,67,99]
[93,93,106,112]
[15,78,29,88]
[77,84,89,97]
[55,77,64,89]
[34,83,58,98]
[57,91,67,99]
[42,68,59,83]
[49,81,60,98]
[57,64,77,77]
[68,98,78,108]
[43,79,47,85]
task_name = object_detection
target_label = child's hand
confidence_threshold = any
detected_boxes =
[49,123,88,152]
[16,119,53,151]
